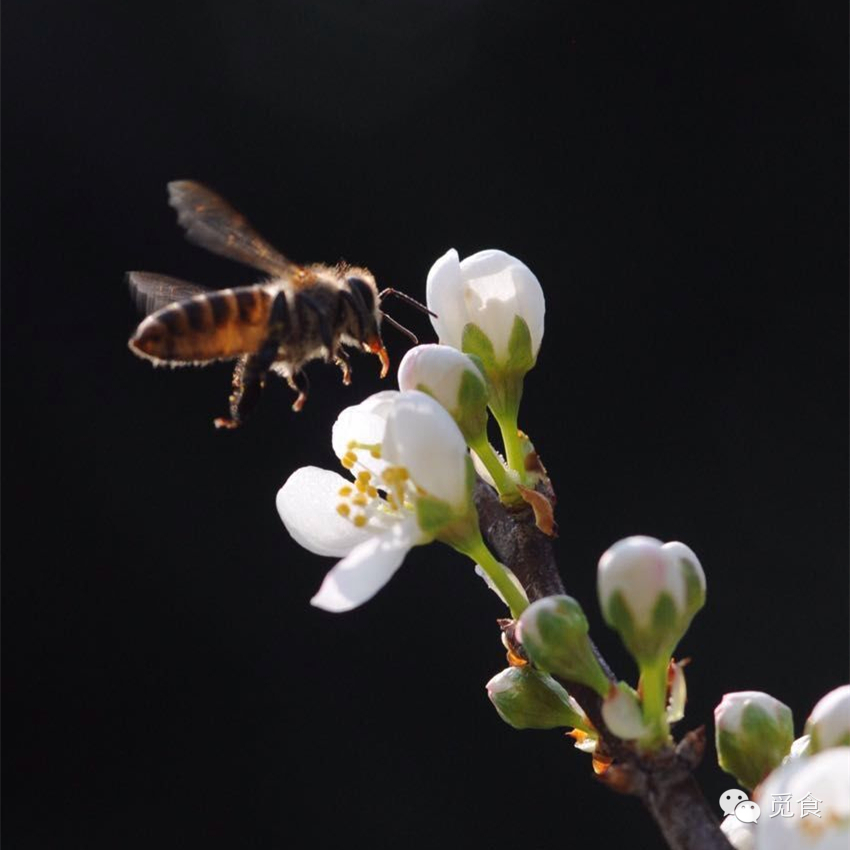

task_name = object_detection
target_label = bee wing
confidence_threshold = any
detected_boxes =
[127,271,211,315]
[167,180,295,277]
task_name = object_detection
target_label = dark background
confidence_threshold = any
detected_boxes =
[3,1,847,847]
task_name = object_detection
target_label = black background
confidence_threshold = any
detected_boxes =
[3,1,847,847]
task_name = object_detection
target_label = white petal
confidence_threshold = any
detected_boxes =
[276,466,371,557]
[425,248,467,350]
[382,390,469,506]
[331,390,400,474]
[310,520,419,612]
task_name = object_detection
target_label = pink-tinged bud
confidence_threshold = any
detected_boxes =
[715,691,794,790]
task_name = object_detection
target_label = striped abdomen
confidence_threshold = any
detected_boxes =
[130,286,275,363]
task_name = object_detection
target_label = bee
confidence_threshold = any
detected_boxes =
[128,180,428,428]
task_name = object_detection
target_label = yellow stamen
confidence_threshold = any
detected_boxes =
[336,503,351,517]
[353,514,367,528]
[341,451,357,469]
[387,494,398,510]
[355,480,367,493]
[370,448,381,458]
[338,486,352,497]
[366,486,378,498]
[356,471,372,484]
[352,494,368,507]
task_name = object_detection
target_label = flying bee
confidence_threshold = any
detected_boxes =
[128,180,429,428]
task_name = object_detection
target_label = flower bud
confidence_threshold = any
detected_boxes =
[756,747,850,849]
[804,685,850,754]
[398,344,489,443]
[486,666,591,731]
[516,595,611,698]
[597,536,706,664]
[426,248,545,366]
[715,691,794,790]
[602,681,652,740]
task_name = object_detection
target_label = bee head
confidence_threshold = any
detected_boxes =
[343,269,388,377]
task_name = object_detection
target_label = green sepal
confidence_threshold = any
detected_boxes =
[461,323,497,371]
[505,315,535,373]
[605,589,686,665]
[415,496,455,536]
[455,368,489,441]
[681,557,706,618]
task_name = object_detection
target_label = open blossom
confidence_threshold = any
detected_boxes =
[426,248,545,363]
[276,390,471,611]
[755,747,850,850]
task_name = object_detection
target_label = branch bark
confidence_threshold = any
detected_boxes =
[474,478,732,850]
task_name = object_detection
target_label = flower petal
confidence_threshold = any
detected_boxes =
[331,390,400,474]
[382,390,469,506]
[425,248,467,350]
[276,466,371,557]
[310,520,419,612]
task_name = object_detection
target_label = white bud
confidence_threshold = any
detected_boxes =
[597,536,706,663]
[397,344,489,442]
[805,685,850,754]
[426,248,545,362]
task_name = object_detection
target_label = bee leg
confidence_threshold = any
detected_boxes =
[299,293,334,361]
[286,370,310,412]
[214,292,291,428]
[334,348,352,385]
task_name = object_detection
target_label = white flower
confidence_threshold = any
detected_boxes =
[805,685,850,753]
[755,747,850,850]
[276,390,471,611]
[426,248,545,362]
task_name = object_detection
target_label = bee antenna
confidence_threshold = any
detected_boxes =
[378,288,438,319]
[380,312,419,345]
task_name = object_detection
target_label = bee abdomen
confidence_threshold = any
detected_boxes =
[129,287,275,364]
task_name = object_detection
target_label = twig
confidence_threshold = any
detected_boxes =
[474,478,732,850]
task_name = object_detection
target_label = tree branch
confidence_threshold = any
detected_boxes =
[474,478,732,850]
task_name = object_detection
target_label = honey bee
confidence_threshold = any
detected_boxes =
[128,180,427,428]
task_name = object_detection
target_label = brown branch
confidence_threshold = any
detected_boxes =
[474,477,732,850]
